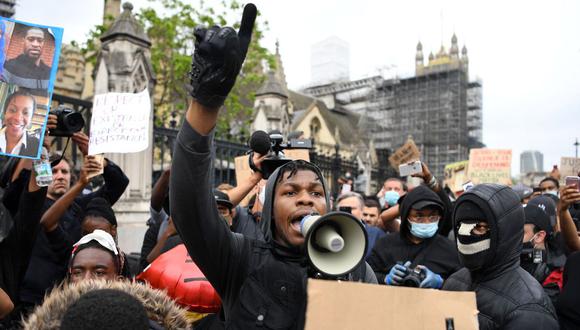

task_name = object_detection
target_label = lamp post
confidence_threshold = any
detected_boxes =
[574,137,579,159]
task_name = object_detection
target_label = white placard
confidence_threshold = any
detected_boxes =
[88,89,151,155]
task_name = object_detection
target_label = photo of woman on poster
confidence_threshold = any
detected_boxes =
[0,89,40,156]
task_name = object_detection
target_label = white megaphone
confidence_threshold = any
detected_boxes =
[300,211,368,278]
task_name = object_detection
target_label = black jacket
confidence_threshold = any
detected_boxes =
[171,121,376,329]
[368,185,461,284]
[442,184,559,329]
[0,174,46,328]
[557,251,580,329]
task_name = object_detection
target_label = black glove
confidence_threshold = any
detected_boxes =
[189,3,257,109]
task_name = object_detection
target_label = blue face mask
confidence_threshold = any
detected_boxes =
[409,221,439,238]
[384,190,400,207]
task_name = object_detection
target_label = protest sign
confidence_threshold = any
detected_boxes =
[468,149,512,185]
[88,89,151,155]
[560,157,580,184]
[284,148,310,162]
[388,139,421,170]
[305,279,478,330]
[444,160,469,193]
[234,149,311,206]
[0,17,63,159]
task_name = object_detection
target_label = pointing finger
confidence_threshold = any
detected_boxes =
[237,3,257,60]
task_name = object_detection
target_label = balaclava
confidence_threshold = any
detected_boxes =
[454,200,490,271]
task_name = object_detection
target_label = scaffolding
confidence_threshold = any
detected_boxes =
[369,69,472,179]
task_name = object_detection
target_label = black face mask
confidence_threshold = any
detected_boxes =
[456,220,491,271]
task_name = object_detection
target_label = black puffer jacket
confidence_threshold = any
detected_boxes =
[442,184,559,329]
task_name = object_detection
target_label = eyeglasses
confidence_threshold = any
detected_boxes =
[408,215,441,223]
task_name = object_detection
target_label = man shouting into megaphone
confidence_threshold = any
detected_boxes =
[170,4,377,329]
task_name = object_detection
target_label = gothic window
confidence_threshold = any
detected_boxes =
[310,117,321,140]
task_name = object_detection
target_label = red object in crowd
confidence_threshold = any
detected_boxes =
[543,267,564,290]
[137,244,222,313]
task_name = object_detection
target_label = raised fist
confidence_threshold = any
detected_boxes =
[189,3,257,109]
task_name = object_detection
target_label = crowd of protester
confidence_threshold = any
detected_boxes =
[1,4,580,329]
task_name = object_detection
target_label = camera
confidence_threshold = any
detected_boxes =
[398,262,427,287]
[520,248,544,264]
[49,106,85,137]
[249,130,313,179]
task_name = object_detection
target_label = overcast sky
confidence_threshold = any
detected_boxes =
[15,0,580,176]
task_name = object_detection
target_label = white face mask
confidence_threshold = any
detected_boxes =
[258,187,265,204]
[543,190,558,197]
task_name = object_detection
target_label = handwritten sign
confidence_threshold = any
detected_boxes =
[468,149,512,185]
[388,139,421,170]
[444,160,469,193]
[89,89,151,155]
[560,157,580,184]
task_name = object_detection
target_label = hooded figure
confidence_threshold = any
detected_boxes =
[368,185,460,287]
[171,119,376,329]
[442,184,559,329]
[22,280,190,330]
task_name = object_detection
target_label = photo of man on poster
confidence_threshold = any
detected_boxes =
[2,25,54,90]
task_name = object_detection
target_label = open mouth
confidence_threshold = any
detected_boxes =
[289,211,315,233]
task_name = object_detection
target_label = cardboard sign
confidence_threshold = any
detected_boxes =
[560,157,580,184]
[468,149,512,185]
[284,148,310,162]
[0,18,64,159]
[444,160,469,192]
[234,150,311,206]
[88,89,151,155]
[305,279,479,330]
[389,139,421,170]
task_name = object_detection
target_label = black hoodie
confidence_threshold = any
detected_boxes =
[443,184,558,330]
[368,185,461,284]
[171,121,376,329]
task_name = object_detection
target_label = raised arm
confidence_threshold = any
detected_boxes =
[171,4,257,298]
[40,156,97,232]
[558,185,580,251]
[151,168,170,212]
[76,158,129,209]
[226,152,265,207]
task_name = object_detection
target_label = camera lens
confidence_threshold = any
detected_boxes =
[63,112,85,133]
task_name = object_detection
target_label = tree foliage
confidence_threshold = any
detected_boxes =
[79,0,274,141]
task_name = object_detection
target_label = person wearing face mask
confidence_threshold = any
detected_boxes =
[368,185,461,288]
[443,184,559,330]
[540,177,560,198]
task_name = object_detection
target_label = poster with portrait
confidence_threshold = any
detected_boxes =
[0,17,63,159]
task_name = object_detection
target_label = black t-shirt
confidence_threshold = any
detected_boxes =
[557,251,580,329]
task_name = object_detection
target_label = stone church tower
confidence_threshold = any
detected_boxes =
[93,2,156,252]
[251,41,291,135]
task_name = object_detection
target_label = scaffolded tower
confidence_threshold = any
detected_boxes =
[369,34,482,178]
[303,34,483,180]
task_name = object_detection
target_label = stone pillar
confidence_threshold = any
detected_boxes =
[93,2,155,253]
